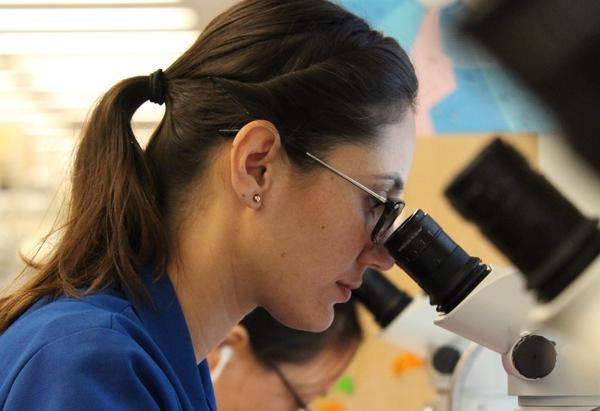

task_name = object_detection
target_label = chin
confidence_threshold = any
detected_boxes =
[276,302,335,332]
[298,304,335,332]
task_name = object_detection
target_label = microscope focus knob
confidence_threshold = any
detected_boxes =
[432,345,461,375]
[512,334,557,379]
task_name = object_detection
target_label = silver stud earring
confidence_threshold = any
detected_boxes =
[253,193,262,204]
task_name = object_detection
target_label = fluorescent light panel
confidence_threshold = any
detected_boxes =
[0,7,197,31]
[0,0,179,3]
[18,54,182,78]
[0,30,197,54]
[20,55,181,92]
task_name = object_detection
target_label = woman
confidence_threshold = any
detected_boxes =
[209,301,362,411]
[0,0,417,409]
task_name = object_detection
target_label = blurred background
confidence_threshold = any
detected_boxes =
[0,0,556,283]
[0,0,239,282]
[2,1,587,410]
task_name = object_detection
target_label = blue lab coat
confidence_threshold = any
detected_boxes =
[0,271,217,411]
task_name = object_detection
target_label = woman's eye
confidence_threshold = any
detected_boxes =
[367,197,383,213]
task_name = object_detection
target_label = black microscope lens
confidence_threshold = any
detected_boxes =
[384,210,490,313]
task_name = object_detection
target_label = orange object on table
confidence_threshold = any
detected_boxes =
[392,352,425,376]
[315,402,344,411]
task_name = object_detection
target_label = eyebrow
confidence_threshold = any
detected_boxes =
[373,173,404,192]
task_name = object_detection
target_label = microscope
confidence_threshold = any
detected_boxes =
[357,0,600,409]
[381,138,599,410]
[355,266,517,411]
[358,141,600,409]
[359,137,599,410]
[405,140,598,410]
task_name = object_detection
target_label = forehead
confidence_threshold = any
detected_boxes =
[326,112,416,184]
[288,342,358,401]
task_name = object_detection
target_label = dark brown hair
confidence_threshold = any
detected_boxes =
[0,0,417,332]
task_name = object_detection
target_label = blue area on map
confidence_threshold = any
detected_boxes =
[339,0,425,52]
[480,67,558,133]
[431,68,509,133]
[339,0,410,23]
[438,2,557,132]
[373,1,425,52]
[439,2,491,68]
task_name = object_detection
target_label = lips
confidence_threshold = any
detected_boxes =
[336,282,352,302]
[336,280,362,290]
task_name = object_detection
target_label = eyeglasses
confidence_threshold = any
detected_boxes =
[270,364,312,411]
[303,151,405,245]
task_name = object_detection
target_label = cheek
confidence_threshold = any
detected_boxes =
[267,180,370,285]
[292,175,369,245]
[313,202,369,252]
[287,225,355,274]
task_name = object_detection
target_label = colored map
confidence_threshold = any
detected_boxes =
[338,0,556,135]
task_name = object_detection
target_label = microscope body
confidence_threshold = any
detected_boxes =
[434,266,535,354]
[435,256,600,409]
[380,293,468,411]
[512,254,600,409]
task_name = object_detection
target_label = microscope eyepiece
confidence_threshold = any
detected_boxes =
[353,268,413,328]
[384,210,490,313]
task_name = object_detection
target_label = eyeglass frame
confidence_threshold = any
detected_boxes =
[218,127,405,244]
[303,151,405,244]
[269,363,312,411]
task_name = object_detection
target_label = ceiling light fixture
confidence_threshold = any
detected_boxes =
[0,7,197,32]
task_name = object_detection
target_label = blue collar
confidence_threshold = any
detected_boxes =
[129,268,217,411]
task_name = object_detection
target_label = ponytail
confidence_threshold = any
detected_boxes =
[0,75,168,332]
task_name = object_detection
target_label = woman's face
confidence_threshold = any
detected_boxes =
[253,112,416,331]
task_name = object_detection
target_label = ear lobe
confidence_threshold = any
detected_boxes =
[229,120,282,208]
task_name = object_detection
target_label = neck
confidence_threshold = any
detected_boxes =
[167,208,256,363]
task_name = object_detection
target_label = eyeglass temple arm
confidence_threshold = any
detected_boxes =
[216,130,386,204]
[304,152,387,203]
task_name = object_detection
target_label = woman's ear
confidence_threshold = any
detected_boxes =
[229,120,282,209]
[222,324,250,348]
[208,325,250,374]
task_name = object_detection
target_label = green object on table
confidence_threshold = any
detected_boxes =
[335,375,354,395]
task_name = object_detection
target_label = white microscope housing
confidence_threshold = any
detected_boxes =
[382,139,600,410]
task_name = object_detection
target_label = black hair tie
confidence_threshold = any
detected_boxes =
[148,69,166,105]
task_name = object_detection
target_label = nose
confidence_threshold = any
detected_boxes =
[357,242,395,271]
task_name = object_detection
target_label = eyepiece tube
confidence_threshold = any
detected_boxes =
[445,138,600,301]
[384,210,491,314]
[353,268,413,328]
